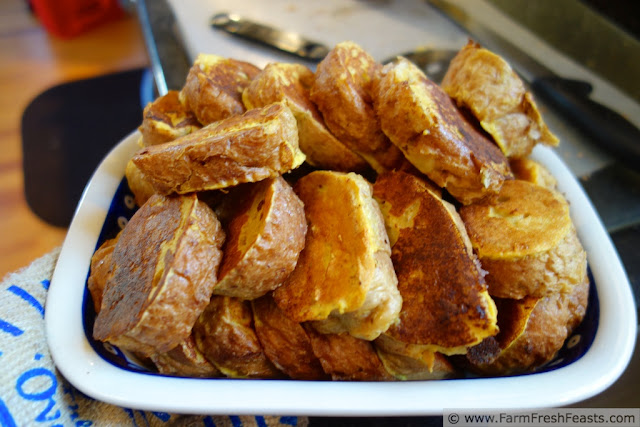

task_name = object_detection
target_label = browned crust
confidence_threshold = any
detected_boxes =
[310,247,401,341]
[374,57,512,205]
[272,171,401,341]
[193,296,284,378]
[243,62,369,172]
[252,295,328,380]
[441,40,558,158]
[304,325,393,381]
[375,347,458,381]
[93,194,226,356]
[460,180,572,258]
[510,157,557,190]
[373,170,498,353]
[310,41,404,173]
[480,226,587,298]
[459,180,585,299]
[125,159,156,207]
[468,279,589,375]
[214,176,307,299]
[132,103,305,195]
[138,90,202,146]
[150,334,221,378]
[180,54,261,125]
[87,233,119,314]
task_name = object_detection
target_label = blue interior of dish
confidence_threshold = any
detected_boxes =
[82,177,600,379]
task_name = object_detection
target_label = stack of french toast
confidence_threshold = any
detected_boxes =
[88,40,588,380]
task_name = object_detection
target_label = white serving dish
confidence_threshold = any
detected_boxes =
[45,130,637,416]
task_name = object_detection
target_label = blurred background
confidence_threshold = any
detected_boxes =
[0,0,147,277]
[0,0,638,415]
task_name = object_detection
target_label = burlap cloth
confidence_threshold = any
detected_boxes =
[0,248,308,426]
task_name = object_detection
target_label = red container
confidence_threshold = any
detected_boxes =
[30,0,124,39]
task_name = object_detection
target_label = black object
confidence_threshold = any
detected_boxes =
[21,67,151,227]
[581,0,640,40]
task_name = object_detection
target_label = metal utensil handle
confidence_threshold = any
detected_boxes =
[210,12,329,61]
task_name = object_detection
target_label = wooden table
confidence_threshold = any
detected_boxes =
[0,0,149,277]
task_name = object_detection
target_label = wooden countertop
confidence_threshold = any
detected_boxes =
[0,0,149,277]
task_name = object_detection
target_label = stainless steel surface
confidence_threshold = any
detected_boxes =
[210,13,330,61]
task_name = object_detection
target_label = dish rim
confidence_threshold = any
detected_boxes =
[45,131,637,416]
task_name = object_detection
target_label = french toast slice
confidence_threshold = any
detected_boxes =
[243,62,369,172]
[459,179,587,299]
[179,54,260,125]
[251,295,328,380]
[149,334,221,378]
[132,102,306,195]
[138,90,201,147]
[310,41,404,173]
[509,157,557,190]
[466,279,589,376]
[373,170,498,355]
[193,296,284,379]
[214,176,307,299]
[272,171,401,341]
[125,159,156,206]
[374,57,513,205]
[92,193,226,357]
[375,346,458,381]
[87,233,120,313]
[441,40,559,158]
[304,326,393,381]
